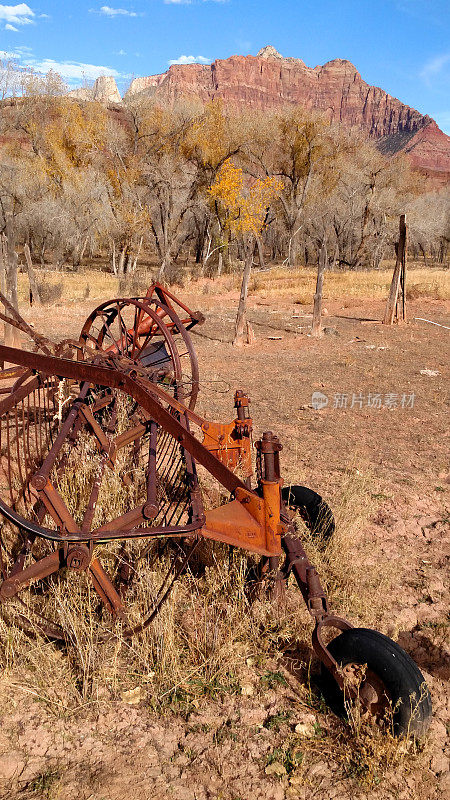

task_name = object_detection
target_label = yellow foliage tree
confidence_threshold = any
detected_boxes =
[208,160,282,345]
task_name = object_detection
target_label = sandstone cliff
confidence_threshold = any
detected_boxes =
[71,47,449,183]
[134,52,427,140]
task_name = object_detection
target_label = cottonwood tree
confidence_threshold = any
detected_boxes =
[121,101,197,279]
[329,139,421,269]
[249,109,340,267]
[0,69,446,282]
[208,160,282,345]
[406,191,449,265]
[182,100,246,274]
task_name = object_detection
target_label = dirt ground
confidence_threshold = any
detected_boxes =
[0,279,448,800]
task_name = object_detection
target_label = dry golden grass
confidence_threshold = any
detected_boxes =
[15,262,450,309]
[0,411,427,794]
[0,452,392,717]
[245,264,450,303]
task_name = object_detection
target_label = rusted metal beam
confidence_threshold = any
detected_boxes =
[0,345,250,496]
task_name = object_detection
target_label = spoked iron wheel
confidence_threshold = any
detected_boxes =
[0,374,201,641]
[79,295,200,409]
[321,628,432,736]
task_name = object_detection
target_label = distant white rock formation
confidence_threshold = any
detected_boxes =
[257,45,284,60]
[69,76,122,105]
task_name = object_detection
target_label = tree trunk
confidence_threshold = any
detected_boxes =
[5,214,18,311]
[79,235,89,265]
[131,236,143,273]
[117,245,127,276]
[256,235,265,270]
[111,240,117,275]
[195,221,207,264]
[233,239,253,347]
[3,214,20,351]
[332,242,339,271]
[159,251,172,281]
[288,233,300,268]
[24,244,42,306]
[311,242,327,338]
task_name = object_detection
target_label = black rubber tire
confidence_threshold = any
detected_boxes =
[321,628,432,737]
[281,484,335,546]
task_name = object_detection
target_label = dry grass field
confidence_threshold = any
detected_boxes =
[0,264,448,800]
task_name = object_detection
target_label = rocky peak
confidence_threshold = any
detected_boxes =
[93,76,122,105]
[257,45,284,60]
[124,74,167,100]
[68,75,122,105]
[319,58,360,76]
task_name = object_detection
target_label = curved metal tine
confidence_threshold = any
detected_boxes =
[129,303,140,359]
[14,404,25,497]
[101,309,122,355]
[119,539,200,639]
[5,410,14,507]
[84,331,103,347]
[116,302,132,356]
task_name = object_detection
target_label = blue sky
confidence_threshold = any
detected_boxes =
[0,1,449,133]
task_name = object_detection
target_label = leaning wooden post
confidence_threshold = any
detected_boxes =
[383,215,407,325]
[24,244,42,306]
[0,235,6,297]
[311,241,327,338]
[3,214,21,354]
[400,224,407,323]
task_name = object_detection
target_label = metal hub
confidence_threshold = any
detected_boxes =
[342,663,391,716]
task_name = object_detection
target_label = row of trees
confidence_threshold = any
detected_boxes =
[0,63,448,293]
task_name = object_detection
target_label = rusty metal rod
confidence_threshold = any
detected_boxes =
[0,345,249,496]
[31,382,91,491]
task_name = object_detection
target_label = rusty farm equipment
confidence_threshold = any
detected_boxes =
[0,284,431,736]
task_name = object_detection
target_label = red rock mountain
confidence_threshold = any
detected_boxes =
[93,47,450,185]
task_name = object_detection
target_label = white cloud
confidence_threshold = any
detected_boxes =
[0,4,35,26]
[92,5,139,16]
[115,49,127,55]
[29,58,120,81]
[420,53,450,84]
[0,48,21,58]
[168,54,210,65]
[5,22,18,30]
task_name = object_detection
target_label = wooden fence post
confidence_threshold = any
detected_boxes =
[3,215,21,353]
[0,235,6,296]
[383,215,407,325]
[311,241,327,338]
[24,244,42,306]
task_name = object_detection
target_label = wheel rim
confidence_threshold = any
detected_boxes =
[80,296,200,410]
[0,379,196,641]
[342,662,392,717]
